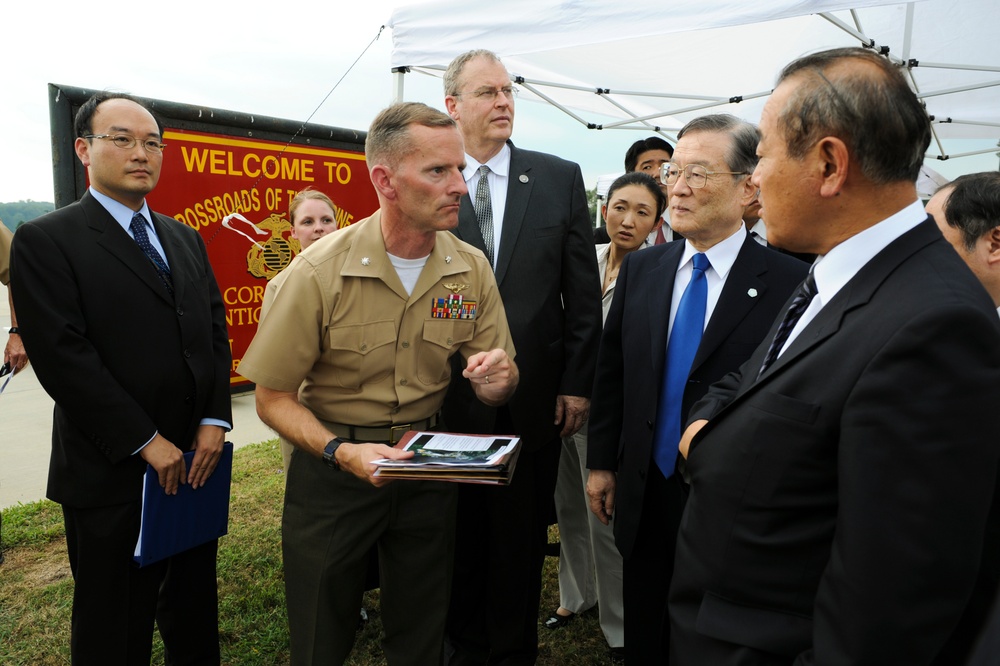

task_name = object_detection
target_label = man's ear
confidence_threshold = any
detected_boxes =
[814,136,850,198]
[75,137,91,168]
[370,164,395,200]
[985,227,1000,267]
[736,175,757,208]
[444,95,460,120]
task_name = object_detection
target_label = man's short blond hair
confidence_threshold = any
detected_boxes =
[365,102,456,169]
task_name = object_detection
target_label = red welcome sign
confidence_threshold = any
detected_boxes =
[147,128,379,385]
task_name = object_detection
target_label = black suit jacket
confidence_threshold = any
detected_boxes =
[10,191,232,508]
[444,142,603,449]
[587,234,808,559]
[670,218,1000,665]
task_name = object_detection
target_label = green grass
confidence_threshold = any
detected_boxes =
[0,440,618,665]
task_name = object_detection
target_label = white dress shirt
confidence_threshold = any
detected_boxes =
[462,144,511,267]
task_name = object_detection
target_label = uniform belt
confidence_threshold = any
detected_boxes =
[325,412,442,444]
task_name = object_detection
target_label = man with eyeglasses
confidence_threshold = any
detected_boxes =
[586,114,807,663]
[10,92,231,664]
[440,49,603,665]
[669,48,1000,665]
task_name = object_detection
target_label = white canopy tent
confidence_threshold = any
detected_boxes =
[388,0,1000,166]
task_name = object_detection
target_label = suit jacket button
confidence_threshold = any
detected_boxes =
[176,307,184,316]
[646,420,654,429]
[185,395,193,404]
[184,350,192,358]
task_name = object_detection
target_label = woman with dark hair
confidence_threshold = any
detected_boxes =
[547,172,666,662]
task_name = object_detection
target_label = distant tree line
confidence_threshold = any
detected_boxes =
[0,200,54,231]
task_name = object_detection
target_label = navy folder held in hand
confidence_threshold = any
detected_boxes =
[133,442,234,567]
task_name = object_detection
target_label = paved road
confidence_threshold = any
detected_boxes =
[1,281,276,509]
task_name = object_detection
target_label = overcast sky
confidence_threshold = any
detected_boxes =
[3,0,995,205]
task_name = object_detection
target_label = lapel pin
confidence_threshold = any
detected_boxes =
[747,288,758,298]
[445,256,452,264]
[519,174,529,183]
[361,257,371,266]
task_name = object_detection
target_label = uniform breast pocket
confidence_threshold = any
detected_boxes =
[325,320,397,389]
[418,319,475,386]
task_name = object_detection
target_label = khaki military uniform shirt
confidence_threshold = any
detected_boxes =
[0,223,12,285]
[239,211,515,426]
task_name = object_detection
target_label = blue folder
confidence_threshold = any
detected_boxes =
[133,442,234,567]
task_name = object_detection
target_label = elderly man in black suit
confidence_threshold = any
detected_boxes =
[11,92,231,665]
[670,48,1000,665]
[441,49,603,665]
[586,114,807,664]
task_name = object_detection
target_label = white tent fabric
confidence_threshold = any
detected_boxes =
[389,0,1000,164]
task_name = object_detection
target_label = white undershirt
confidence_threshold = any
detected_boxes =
[388,253,429,296]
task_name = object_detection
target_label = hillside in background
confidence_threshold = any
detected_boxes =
[1,201,54,230]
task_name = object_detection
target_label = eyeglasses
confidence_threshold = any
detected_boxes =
[83,134,166,154]
[661,163,748,189]
[453,85,519,101]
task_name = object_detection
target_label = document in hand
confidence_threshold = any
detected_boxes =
[373,431,522,485]
[0,361,14,395]
[133,442,234,567]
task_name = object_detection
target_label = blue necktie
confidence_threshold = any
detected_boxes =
[653,252,709,477]
[130,212,173,296]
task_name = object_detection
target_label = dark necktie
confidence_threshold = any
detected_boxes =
[474,165,495,266]
[130,212,174,296]
[757,272,817,378]
[653,252,710,477]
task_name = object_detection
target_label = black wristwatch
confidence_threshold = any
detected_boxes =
[323,437,345,470]
[7,327,18,335]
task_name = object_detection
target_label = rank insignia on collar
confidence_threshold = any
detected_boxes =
[443,282,470,293]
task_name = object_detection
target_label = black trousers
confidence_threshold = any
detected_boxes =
[445,411,562,666]
[622,466,687,665]
[62,502,219,666]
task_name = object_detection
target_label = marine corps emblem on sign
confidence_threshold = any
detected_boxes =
[223,212,302,281]
[246,214,301,280]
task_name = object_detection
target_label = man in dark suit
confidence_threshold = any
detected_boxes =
[924,172,1000,664]
[10,93,232,665]
[441,49,603,664]
[670,48,1000,665]
[586,114,807,663]
[595,137,677,245]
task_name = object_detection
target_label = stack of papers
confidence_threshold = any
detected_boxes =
[374,431,522,485]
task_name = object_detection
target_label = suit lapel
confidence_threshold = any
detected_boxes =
[152,212,185,305]
[646,244,683,372]
[495,143,530,285]
[457,198,485,254]
[692,236,768,372]
[84,194,173,304]
[731,218,942,401]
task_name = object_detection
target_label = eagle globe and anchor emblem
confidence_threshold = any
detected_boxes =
[222,212,303,280]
